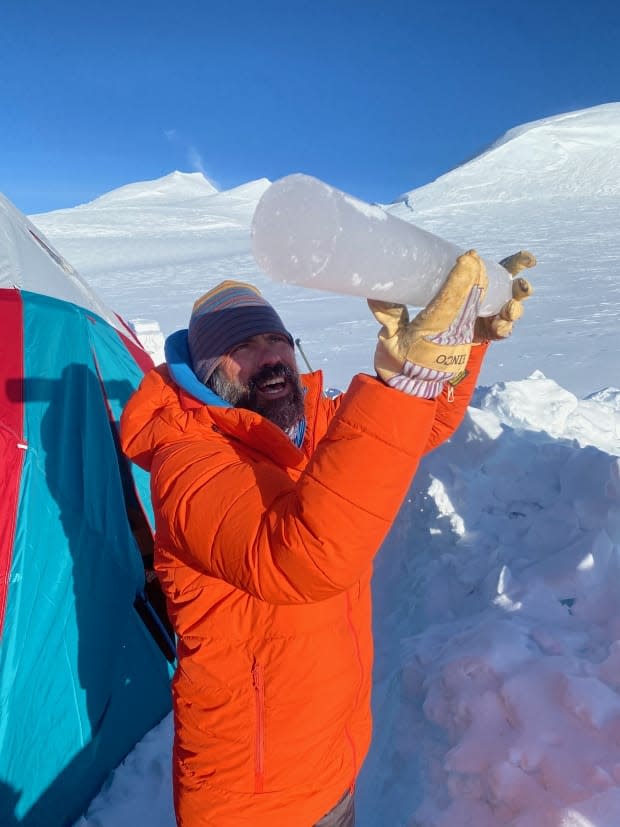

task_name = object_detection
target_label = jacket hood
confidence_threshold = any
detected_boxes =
[164,329,229,408]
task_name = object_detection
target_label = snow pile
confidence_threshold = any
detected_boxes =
[363,375,620,826]
[129,318,166,365]
[475,371,620,456]
[73,716,174,827]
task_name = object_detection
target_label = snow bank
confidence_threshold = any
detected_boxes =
[73,716,174,827]
[362,373,620,826]
[475,371,620,456]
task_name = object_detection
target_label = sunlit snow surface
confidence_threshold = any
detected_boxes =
[31,105,620,826]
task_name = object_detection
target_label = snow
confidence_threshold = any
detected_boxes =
[362,381,620,825]
[86,171,219,207]
[24,103,620,825]
[397,103,620,206]
[343,193,389,220]
[129,319,166,365]
[73,717,175,827]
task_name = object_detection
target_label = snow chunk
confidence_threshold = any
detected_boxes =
[130,318,165,365]
[476,373,620,456]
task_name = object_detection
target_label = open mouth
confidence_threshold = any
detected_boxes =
[256,376,289,396]
[244,363,304,429]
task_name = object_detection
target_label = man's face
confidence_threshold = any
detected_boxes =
[209,333,305,431]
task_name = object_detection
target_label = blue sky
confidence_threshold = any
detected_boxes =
[1,0,618,214]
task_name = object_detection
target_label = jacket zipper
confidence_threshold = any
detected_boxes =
[252,660,265,793]
[344,591,363,782]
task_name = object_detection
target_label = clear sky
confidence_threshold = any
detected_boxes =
[1,0,618,214]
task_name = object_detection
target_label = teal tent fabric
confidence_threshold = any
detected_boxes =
[0,291,172,827]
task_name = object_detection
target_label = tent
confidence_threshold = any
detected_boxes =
[0,193,174,827]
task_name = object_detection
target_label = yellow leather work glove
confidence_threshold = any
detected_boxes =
[474,251,536,342]
[368,250,488,399]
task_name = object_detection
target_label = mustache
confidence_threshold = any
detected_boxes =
[248,363,297,390]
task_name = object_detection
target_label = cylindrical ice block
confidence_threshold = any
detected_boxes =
[251,174,512,317]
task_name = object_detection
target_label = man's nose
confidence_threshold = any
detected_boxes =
[257,341,283,367]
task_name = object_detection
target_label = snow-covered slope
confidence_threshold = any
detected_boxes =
[396,103,620,207]
[359,376,620,827]
[87,170,218,207]
[388,103,620,397]
[33,104,620,397]
[32,173,272,324]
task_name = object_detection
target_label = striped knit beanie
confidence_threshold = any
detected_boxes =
[188,280,294,383]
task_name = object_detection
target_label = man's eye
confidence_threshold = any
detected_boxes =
[231,342,249,354]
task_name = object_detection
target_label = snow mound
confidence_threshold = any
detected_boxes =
[73,715,174,827]
[474,371,620,456]
[129,319,165,365]
[397,102,620,207]
[215,178,271,201]
[587,387,620,413]
[86,171,218,208]
[361,376,620,826]
[184,178,271,212]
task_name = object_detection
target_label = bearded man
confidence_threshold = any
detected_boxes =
[120,254,534,827]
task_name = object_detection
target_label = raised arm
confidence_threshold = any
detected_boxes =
[151,374,439,605]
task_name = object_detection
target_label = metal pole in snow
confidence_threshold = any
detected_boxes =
[295,338,314,373]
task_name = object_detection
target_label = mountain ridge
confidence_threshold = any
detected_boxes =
[30,103,619,397]
[396,102,620,209]
[82,170,219,209]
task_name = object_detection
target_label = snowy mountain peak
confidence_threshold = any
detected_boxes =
[87,170,218,208]
[489,102,620,153]
[398,102,620,208]
[219,178,271,199]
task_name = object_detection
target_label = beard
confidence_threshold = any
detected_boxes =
[208,362,305,432]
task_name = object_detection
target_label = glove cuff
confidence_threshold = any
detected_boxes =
[385,373,446,399]
[378,358,452,399]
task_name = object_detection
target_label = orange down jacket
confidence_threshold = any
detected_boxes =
[120,345,487,826]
